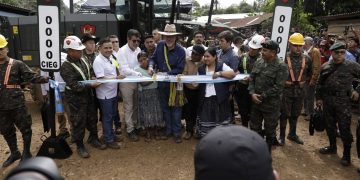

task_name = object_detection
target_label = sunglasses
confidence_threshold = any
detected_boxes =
[132,39,141,43]
[111,41,118,43]
[333,50,346,55]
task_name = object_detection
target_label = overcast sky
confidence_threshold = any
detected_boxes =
[64,0,255,9]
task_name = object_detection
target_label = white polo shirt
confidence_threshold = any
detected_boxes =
[93,53,118,99]
[117,44,141,76]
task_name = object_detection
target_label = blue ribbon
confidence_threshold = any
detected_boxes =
[49,80,65,113]
[78,74,248,84]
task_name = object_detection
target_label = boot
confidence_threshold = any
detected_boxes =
[278,118,287,146]
[145,128,151,142]
[88,135,106,150]
[21,132,33,162]
[76,142,90,158]
[267,142,272,154]
[2,135,21,167]
[287,117,304,145]
[340,144,351,166]
[319,138,337,154]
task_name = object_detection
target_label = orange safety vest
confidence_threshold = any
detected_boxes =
[3,58,20,89]
[286,56,306,86]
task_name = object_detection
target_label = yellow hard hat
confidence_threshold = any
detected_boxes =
[288,33,305,45]
[0,34,8,48]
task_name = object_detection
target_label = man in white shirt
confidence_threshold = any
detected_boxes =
[93,38,121,149]
[117,29,142,141]
[40,52,70,138]
[186,31,207,57]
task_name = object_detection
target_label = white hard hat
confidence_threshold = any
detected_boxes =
[63,36,85,50]
[248,35,265,49]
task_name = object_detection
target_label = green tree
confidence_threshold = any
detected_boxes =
[260,0,315,33]
[0,0,69,14]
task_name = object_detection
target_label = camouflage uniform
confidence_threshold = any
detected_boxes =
[0,58,47,167]
[82,51,98,66]
[316,60,360,158]
[280,53,312,144]
[248,57,288,145]
[60,56,99,146]
[235,53,259,127]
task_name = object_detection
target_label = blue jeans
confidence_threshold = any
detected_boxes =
[114,102,121,128]
[98,97,118,143]
[158,82,182,137]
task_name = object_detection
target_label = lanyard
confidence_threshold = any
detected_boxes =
[163,45,172,71]
[243,56,247,74]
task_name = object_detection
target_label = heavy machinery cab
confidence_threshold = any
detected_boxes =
[0,0,192,67]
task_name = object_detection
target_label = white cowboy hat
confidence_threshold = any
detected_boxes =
[158,24,181,36]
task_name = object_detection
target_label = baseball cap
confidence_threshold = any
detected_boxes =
[261,40,279,51]
[194,125,274,180]
[63,36,86,50]
[329,42,346,51]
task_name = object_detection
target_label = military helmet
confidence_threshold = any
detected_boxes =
[288,33,305,45]
[0,34,8,48]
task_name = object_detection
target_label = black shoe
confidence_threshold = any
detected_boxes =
[20,151,32,162]
[287,135,304,145]
[58,131,70,139]
[182,132,192,140]
[272,138,281,146]
[174,136,182,143]
[128,131,139,142]
[115,127,122,135]
[278,137,285,146]
[2,151,21,167]
[89,139,106,150]
[114,134,124,142]
[340,156,351,166]
[106,142,120,149]
[77,146,90,158]
[319,146,337,154]
[336,130,341,138]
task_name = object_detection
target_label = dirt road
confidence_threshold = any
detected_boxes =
[0,94,359,180]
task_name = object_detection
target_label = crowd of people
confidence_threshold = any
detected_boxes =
[1,22,360,177]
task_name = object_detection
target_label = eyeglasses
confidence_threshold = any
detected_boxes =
[111,41,118,43]
[132,39,141,44]
[333,50,346,55]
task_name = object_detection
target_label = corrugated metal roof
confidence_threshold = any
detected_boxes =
[216,13,273,28]
[317,11,360,21]
[0,2,32,16]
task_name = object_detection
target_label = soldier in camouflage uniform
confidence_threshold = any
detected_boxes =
[81,34,99,65]
[279,33,312,145]
[60,36,105,158]
[0,34,49,167]
[235,34,264,128]
[248,40,288,151]
[316,42,360,166]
